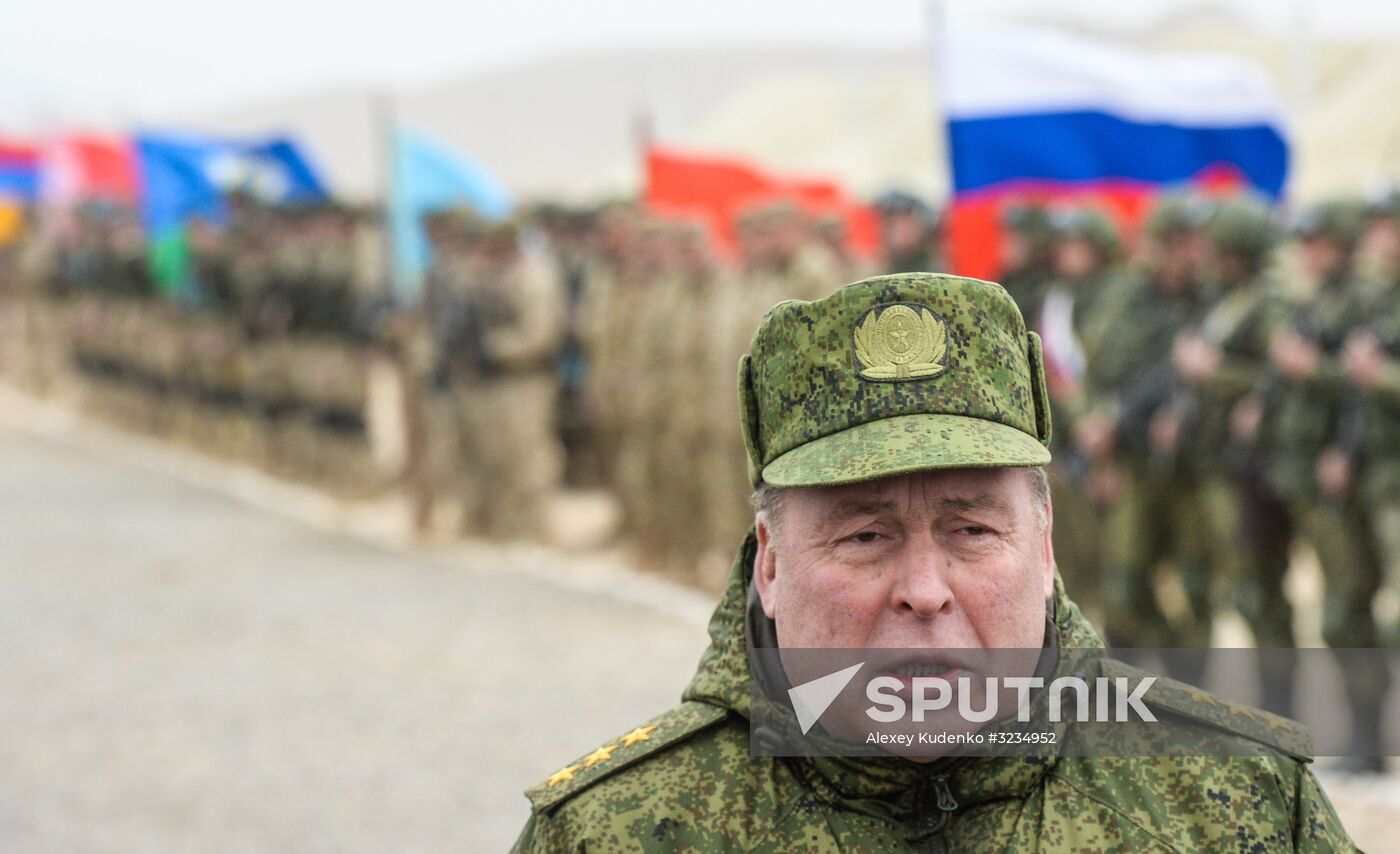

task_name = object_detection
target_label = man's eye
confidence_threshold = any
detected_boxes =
[844,531,882,544]
[957,525,991,537]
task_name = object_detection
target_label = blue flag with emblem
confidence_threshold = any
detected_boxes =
[136,131,328,296]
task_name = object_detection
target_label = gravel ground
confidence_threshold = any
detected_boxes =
[0,400,1395,852]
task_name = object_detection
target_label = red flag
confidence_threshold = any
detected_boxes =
[44,135,139,203]
[644,147,878,259]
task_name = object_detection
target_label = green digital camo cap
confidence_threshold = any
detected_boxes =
[739,273,1052,488]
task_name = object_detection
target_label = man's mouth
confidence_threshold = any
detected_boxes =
[879,655,971,689]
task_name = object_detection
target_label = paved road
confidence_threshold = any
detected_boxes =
[2,416,1397,852]
[0,425,711,853]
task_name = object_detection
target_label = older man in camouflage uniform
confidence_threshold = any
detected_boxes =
[512,273,1353,851]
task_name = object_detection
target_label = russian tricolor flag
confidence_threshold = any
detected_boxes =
[0,141,40,202]
[942,22,1289,280]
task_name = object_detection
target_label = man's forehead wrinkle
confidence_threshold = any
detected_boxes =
[933,493,1015,514]
[813,485,1015,522]
[824,497,900,519]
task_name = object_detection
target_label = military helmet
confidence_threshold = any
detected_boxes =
[1206,198,1279,258]
[1002,204,1054,245]
[1364,179,1400,220]
[1291,199,1365,245]
[873,190,929,218]
[1145,194,1209,240]
[1050,208,1119,254]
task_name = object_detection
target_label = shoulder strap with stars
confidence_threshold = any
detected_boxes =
[1097,658,1313,761]
[525,701,730,815]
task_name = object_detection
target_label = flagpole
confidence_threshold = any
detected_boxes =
[371,89,398,301]
[923,0,949,203]
[371,88,432,536]
[1289,0,1314,116]
[631,105,654,195]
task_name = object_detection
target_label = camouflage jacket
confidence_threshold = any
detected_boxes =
[1189,273,1294,468]
[1075,269,1203,468]
[512,536,1354,852]
[1343,277,1400,503]
[1263,271,1379,502]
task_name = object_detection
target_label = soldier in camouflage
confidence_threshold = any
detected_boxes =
[462,220,566,539]
[1336,192,1400,773]
[1038,208,1122,627]
[1262,200,1388,765]
[512,273,1353,852]
[1172,199,1298,714]
[875,191,945,275]
[1080,198,1215,656]
[997,203,1055,326]
[1344,187,1400,634]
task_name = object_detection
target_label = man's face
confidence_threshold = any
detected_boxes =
[1000,232,1029,271]
[753,468,1054,652]
[1148,234,1197,290]
[1300,235,1347,280]
[1053,238,1099,281]
[1360,217,1400,271]
[883,212,925,254]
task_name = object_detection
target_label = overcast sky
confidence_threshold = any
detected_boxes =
[4,0,1399,132]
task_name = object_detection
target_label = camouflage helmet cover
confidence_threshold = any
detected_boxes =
[1291,199,1366,245]
[1050,208,1119,255]
[1002,203,1054,246]
[1145,194,1209,240]
[1207,198,1280,258]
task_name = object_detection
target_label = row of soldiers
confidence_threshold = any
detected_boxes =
[13,188,1400,737]
[416,188,1400,766]
[998,190,1400,770]
[8,199,393,492]
[418,194,951,576]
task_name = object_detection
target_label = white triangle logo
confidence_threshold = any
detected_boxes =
[787,661,865,735]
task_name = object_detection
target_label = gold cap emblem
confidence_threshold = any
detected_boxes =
[853,303,948,381]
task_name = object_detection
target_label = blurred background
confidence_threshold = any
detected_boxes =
[4,1,1400,851]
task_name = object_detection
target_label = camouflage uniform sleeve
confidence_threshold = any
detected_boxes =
[509,810,569,854]
[1200,355,1266,400]
[1361,294,1400,406]
[1077,274,1144,403]
[1366,361,1400,406]
[1292,765,1358,852]
[1201,287,1294,399]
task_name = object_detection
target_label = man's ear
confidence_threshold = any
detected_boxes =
[753,513,779,619]
[1040,495,1056,600]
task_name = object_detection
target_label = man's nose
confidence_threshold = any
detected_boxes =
[888,545,955,619]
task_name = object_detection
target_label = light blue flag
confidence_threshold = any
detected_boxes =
[389,127,512,299]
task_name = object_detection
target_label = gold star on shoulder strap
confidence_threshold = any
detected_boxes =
[620,725,658,746]
[582,745,616,768]
[546,764,579,787]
